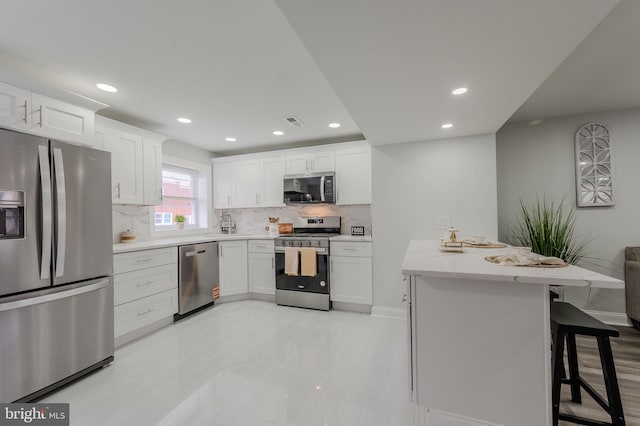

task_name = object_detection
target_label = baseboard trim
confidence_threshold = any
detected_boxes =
[371,305,406,320]
[249,293,276,303]
[584,310,633,327]
[332,301,372,314]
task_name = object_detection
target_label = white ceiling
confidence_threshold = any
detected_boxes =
[274,0,618,146]
[510,0,640,123]
[0,1,621,152]
[0,1,361,154]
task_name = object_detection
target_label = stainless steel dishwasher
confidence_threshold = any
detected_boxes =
[176,241,219,320]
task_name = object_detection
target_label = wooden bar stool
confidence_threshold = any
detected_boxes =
[550,302,625,426]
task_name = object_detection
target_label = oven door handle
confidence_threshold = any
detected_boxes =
[275,247,327,254]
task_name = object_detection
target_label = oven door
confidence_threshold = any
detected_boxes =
[275,247,329,294]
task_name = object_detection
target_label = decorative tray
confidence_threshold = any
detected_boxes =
[484,256,568,268]
[462,241,507,248]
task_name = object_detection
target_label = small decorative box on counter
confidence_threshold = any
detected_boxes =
[279,223,293,234]
[351,226,365,236]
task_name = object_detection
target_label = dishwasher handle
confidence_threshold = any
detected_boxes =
[185,249,207,257]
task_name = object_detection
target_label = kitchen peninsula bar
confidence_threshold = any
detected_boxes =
[402,240,623,426]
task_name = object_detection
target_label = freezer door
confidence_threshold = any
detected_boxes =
[0,129,51,297]
[0,277,114,402]
[50,141,113,285]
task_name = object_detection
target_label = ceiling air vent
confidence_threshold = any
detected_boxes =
[285,115,304,128]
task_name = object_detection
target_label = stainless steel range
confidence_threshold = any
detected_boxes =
[275,216,341,311]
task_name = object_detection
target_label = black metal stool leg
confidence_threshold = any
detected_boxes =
[597,336,626,426]
[551,328,565,426]
[566,332,582,404]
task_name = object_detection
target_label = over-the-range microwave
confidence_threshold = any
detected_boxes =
[283,172,335,204]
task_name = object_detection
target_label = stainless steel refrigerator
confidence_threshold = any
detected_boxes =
[0,128,114,402]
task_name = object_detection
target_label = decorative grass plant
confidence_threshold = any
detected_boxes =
[512,197,588,265]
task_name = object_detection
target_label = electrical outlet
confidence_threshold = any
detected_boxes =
[436,216,450,229]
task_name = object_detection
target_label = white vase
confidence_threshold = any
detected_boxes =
[175,222,185,230]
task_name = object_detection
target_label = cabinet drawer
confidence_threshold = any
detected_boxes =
[248,240,275,253]
[330,242,372,257]
[114,263,177,306]
[114,247,177,274]
[114,289,177,338]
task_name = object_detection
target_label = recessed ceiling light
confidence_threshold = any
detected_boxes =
[273,130,284,136]
[177,117,192,124]
[528,119,544,126]
[328,122,341,128]
[452,87,468,95]
[441,123,453,129]
[225,137,236,142]
[96,83,118,93]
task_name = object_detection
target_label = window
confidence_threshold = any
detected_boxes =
[151,158,211,233]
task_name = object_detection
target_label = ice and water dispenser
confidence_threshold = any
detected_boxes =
[0,190,24,239]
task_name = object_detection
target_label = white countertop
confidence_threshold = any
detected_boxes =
[329,235,373,242]
[113,233,272,254]
[113,233,373,253]
[401,240,623,289]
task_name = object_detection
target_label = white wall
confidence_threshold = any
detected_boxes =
[497,108,640,314]
[162,140,216,164]
[371,134,498,315]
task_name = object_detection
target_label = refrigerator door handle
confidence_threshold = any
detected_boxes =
[53,147,66,277]
[0,279,109,312]
[38,145,52,280]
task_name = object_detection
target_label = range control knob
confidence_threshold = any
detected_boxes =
[313,240,321,247]
[303,240,311,247]
[295,240,302,247]
[286,240,293,247]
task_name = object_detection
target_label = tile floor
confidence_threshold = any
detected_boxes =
[44,300,414,426]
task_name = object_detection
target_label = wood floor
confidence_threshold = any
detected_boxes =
[558,326,640,426]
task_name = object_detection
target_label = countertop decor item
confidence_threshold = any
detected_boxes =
[351,226,365,236]
[266,217,279,237]
[120,229,136,243]
[174,214,186,230]
[462,241,507,248]
[279,223,293,234]
[511,197,588,265]
[484,254,567,268]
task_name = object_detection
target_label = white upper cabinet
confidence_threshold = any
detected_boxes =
[0,81,95,146]
[213,155,285,209]
[286,150,334,174]
[261,156,285,206]
[109,131,144,204]
[213,161,232,209]
[232,159,261,207]
[335,143,372,205]
[0,81,30,131]
[29,93,95,146]
[211,141,370,209]
[97,116,166,206]
[143,137,164,206]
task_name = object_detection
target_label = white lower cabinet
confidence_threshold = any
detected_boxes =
[330,242,373,305]
[219,240,248,296]
[248,240,275,295]
[113,247,178,346]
